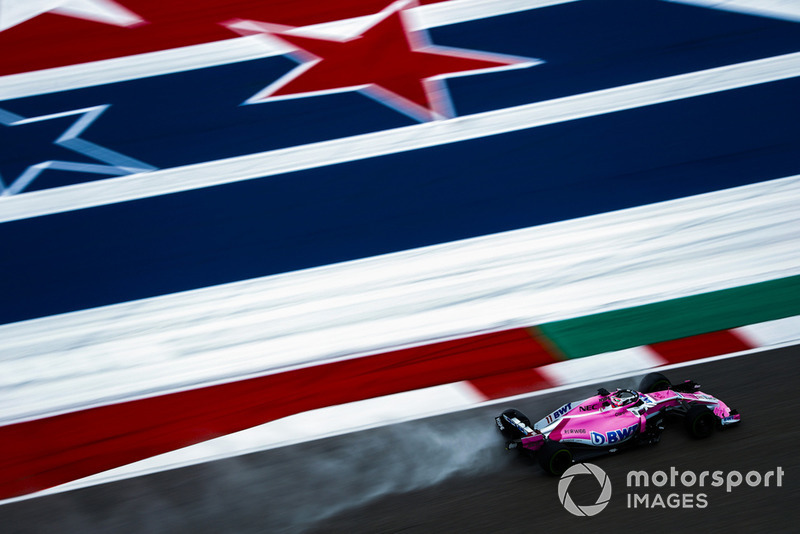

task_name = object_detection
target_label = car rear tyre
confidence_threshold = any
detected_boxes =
[538,441,573,476]
[685,405,716,438]
[639,372,672,393]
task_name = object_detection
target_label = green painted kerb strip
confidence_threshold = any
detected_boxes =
[539,275,800,359]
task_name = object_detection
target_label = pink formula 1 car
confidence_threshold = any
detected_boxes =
[495,372,741,475]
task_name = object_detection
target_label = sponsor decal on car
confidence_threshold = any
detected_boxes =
[591,431,606,445]
[545,402,573,425]
[590,423,639,446]
[607,423,639,444]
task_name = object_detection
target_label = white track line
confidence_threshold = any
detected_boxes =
[736,316,800,347]
[667,0,800,22]
[2,51,799,222]
[537,347,668,386]
[2,175,799,425]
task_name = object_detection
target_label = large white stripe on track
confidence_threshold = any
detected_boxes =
[2,51,799,222]
[1,176,799,424]
[668,0,800,22]
[0,0,576,100]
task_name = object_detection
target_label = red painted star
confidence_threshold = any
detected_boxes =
[230,0,540,121]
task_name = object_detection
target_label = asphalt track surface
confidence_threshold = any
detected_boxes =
[2,345,798,533]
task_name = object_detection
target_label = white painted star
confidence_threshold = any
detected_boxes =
[0,104,156,195]
[0,0,145,32]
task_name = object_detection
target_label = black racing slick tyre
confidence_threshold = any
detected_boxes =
[685,405,716,439]
[639,372,672,393]
[538,441,573,476]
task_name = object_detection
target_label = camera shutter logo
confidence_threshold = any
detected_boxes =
[558,463,612,516]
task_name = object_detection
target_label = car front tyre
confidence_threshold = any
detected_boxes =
[685,405,716,439]
[639,372,672,393]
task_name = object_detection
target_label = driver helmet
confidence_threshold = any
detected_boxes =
[608,389,639,408]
